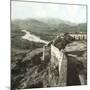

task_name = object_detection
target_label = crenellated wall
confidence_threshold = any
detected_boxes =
[69,33,87,40]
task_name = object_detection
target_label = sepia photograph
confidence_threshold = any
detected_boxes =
[11,0,87,90]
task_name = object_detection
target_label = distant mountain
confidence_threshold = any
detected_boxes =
[57,23,87,33]
[11,18,87,34]
[77,23,87,32]
[11,19,51,33]
[36,18,77,27]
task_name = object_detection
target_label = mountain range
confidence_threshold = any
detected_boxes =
[11,18,87,34]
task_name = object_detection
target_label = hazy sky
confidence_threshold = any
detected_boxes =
[11,0,87,23]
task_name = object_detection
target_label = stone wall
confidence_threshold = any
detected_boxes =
[69,34,86,40]
[48,45,67,86]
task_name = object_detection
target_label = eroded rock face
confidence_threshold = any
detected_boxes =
[65,41,87,85]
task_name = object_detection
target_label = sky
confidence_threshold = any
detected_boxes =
[11,0,87,23]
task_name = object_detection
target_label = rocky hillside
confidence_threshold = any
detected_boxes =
[11,34,87,90]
